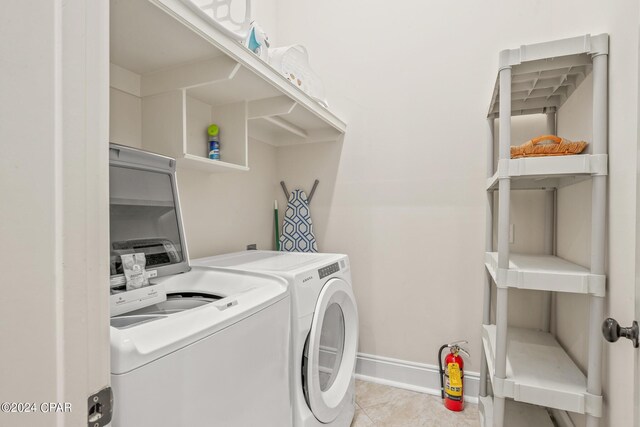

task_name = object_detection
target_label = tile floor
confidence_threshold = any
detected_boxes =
[351,380,480,427]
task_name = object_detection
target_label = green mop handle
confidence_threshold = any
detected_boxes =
[274,200,280,251]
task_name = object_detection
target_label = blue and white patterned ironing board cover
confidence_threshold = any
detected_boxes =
[280,189,318,252]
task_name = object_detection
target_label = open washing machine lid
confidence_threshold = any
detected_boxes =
[109,144,191,287]
[303,277,359,423]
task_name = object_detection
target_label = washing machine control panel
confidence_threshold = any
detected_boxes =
[318,262,340,279]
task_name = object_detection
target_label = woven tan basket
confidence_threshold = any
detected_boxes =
[511,135,588,159]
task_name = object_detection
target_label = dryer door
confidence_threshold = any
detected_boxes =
[303,277,358,423]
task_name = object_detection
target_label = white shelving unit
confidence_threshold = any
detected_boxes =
[481,34,609,427]
[110,0,346,173]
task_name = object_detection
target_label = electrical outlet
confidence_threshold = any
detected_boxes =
[509,224,515,244]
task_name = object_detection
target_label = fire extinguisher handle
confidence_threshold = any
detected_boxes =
[447,340,470,359]
[457,348,471,359]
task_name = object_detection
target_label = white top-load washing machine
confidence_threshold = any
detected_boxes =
[193,251,359,427]
[108,145,291,427]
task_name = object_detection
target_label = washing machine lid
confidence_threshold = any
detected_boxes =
[109,144,191,287]
[303,277,358,423]
[193,250,344,273]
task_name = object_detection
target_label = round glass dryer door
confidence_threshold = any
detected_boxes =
[303,278,358,423]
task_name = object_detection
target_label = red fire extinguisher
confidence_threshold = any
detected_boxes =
[438,340,470,412]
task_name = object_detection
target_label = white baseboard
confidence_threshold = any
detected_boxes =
[352,352,576,424]
[354,352,480,404]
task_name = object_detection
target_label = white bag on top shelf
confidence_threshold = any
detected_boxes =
[269,45,328,108]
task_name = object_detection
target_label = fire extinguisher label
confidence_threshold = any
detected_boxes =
[445,362,463,399]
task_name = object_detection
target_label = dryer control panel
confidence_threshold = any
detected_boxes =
[318,262,340,279]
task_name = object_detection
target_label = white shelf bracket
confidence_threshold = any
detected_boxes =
[247,96,297,119]
[141,55,240,97]
[262,116,308,139]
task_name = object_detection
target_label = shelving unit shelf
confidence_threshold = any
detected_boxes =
[479,396,554,427]
[484,252,605,296]
[486,154,607,191]
[482,325,601,416]
[110,0,346,173]
[480,34,609,427]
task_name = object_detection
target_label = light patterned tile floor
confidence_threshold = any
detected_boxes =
[351,380,480,427]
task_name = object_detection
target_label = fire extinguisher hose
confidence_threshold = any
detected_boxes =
[437,344,448,399]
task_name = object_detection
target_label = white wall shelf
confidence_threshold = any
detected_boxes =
[485,252,606,296]
[110,0,346,173]
[151,0,346,134]
[482,325,602,416]
[486,154,608,191]
[479,396,554,427]
[481,34,608,427]
[178,154,249,173]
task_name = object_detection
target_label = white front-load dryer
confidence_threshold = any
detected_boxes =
[193,251,359,427]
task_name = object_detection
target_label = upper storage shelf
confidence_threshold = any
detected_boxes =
[110,0,346,172]
[112,0,345,136]
[487,34,609,117]
[486,154,608,191]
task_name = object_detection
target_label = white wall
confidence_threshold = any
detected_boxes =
[1,1,111,426]
[1,7,59,421]
[252,1,278,45]
[110,87,142,148]
[492,116,551,331]
[178,139,279,258]
[272,1,639,426]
